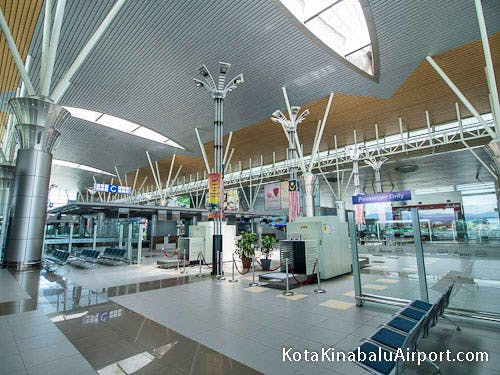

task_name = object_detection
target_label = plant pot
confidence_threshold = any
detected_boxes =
[260,258,271,271]
[241,257,252,270]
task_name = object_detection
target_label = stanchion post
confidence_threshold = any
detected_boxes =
[314,257,325,294]
[181,249,186,274]
[229,254,238,282]
[216,252,226,280]
[282,257,294,296]
[249,255,259,286]
[348,211,363,306]
[196,251,203,278]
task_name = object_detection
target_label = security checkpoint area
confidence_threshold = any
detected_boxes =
[1,1,500,375]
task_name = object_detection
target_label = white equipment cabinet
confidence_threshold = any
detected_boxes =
[187,222,236,263]
[286,216,351,279]
[177,237,204,260]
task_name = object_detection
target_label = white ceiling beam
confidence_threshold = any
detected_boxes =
[51,0,128,102]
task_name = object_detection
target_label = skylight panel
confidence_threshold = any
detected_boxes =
[52,159,115,176]
[132,126,168,143]
[279,0,375,76]
[64,106,101,122]
[63,106,185,149]
[96,114,140,133]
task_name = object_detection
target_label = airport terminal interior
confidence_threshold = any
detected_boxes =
[1,0,500,374]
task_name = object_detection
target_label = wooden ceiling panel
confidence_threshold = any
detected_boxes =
[118,33,500,190]
[0,0,44,132]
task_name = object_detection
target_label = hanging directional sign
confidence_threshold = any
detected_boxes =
[94,183,131,194]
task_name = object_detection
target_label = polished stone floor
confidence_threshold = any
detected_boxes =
[0,256,499,374]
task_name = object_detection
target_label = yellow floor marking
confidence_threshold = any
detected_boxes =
[376,278,399,284]
[363,284,388,290]
[277,293,308,301]
[320,299,355,310]
[243,286,268,293]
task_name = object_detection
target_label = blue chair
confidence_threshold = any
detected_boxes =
[355,340,398,375]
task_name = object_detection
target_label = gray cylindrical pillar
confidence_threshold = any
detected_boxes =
[4,98,69,269]
[335,200,346,222]
[0,164,15,259]
[150,214,157,252]
[485,139,500,220]
[151,214,158,237]
[485,138,500,175]
[97,212,106,235]
[301,172,317,217]
[78,216,85,237]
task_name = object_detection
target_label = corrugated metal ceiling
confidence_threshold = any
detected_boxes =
[1,0,500,192]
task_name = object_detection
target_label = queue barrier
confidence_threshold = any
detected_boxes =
[353,283,458,374]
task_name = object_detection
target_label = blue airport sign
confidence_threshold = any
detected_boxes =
[352,190,411,205]
[94,183,131,194]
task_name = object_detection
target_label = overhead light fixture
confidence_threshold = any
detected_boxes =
[63,106,184,149]
[395,165,419,173]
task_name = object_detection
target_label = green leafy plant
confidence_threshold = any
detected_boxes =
[260,235,276,259]
[235,231,257,260]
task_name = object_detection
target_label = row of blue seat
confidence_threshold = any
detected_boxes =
[44,249,70,265]
[354,284,457,374]
[101,248,127,260]
[76,249,101,263]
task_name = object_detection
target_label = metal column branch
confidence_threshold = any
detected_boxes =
[193,62,244,275]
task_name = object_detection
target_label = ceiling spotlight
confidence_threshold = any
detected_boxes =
[198,65,210,77]
[295,109,310,124]
[219,62,231,74]
[194,63,243,99]
[193,79,204,87]
[291,106,300,116]
[232,74,244,84]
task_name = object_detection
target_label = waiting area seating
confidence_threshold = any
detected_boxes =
[354,284,458,374]
[43,249,70,266]
[97,248,128,266]
[69,249,101,268]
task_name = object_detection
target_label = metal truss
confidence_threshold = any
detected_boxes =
[118,116,494,204]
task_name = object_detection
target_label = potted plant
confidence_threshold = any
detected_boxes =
[260,235,276,271]
[235,231,257,270]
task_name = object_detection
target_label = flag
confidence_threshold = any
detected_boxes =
[288,179,301,222]
[288,190,301,222]
[354,193,365,225]
[355,204,365,224]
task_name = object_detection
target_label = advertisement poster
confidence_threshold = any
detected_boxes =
[167,196,191,208]
[224,189,239,211]
[208,173,223,219]
[280,181,289,209]
[264,182,281,210]
[208,173,223,206]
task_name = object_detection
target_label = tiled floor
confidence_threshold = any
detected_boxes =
[0,310,95,375]
[1,256,500,374]
[0,269,31,303]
